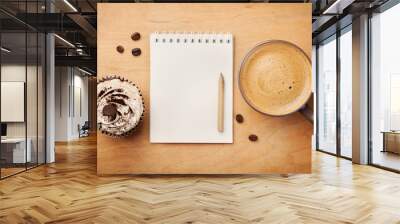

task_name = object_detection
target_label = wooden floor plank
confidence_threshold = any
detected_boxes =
[1,135,400,223]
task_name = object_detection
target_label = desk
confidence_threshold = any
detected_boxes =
[381,131,400,154]
[1,138,32,163]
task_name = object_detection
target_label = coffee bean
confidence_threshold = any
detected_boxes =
[132,48,141,56]
[249,134,258,142]
[235,114,244,123]
[116,45,124,53]
[131,32,141,41]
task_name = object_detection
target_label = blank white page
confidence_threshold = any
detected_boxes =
[150,32,233,143]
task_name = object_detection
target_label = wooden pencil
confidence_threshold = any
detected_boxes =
[218,73,224,133]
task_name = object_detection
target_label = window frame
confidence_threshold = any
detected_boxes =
[315,24,353,160]
[367,0,400,173]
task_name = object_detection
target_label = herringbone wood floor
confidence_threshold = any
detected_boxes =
[1,135,400,224]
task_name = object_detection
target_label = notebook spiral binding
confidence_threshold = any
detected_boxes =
[151,32,233,44]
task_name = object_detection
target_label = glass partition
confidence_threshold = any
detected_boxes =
[27,30,38,169]
[1,31,28,177]
[38,32,45,165]
[0,2,46,179]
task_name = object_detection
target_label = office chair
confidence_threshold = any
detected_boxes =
[79,121,90,138]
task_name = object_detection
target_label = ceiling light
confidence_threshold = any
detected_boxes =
[76,48,85,55]
[78,67,93,76]
[1,47,11,53]
[323,0,355,15]
[54,34,75,48]
[63,0,78,12]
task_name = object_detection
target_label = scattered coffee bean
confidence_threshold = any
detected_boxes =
[235,114,244,123]
[132,48,141,56]
[116,45,124,53]
[249,134,258,142]
[131,32,141,41]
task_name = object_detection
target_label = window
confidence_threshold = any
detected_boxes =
[339,27,352,158]
[317,35,337,154]
[316,25,353,159]
[370,3,400,171]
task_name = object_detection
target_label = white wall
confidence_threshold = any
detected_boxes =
[1,63,46,164]
[55,66,69,141]
[1,65,37,138]
[71,73,89,139]
[54,67,89,141]
[1,65,27,143]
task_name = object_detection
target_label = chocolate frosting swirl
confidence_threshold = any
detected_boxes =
[97,76,144,137]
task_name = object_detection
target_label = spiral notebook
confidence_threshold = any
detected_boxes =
[150,32,233,143]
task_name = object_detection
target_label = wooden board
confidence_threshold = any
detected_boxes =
[97,3,312,174]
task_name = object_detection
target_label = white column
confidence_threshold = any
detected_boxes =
[45,0,56,163]
[46,32,55,163]
[352,14,369,164]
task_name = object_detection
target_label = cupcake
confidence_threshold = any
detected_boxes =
[97,76,145,137]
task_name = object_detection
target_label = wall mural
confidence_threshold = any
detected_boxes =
[97,4,312,174]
